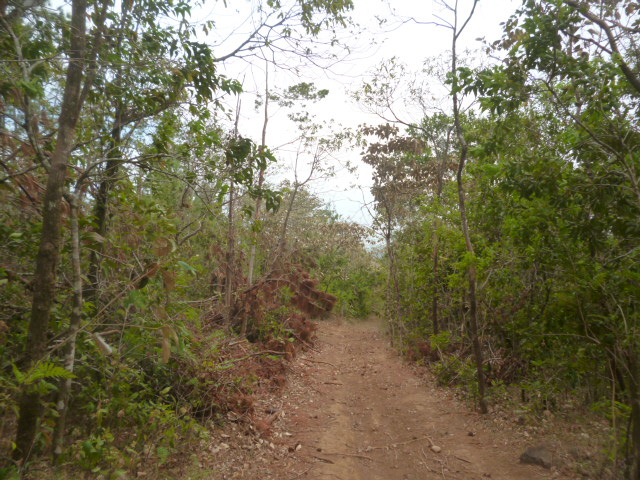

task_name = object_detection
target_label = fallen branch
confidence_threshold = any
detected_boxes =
[219,350,286,366]
[367,435,434,451]
[293,333,320,352]
[453,454,471,464]
[302,358,336,367]
[309,455,334,464]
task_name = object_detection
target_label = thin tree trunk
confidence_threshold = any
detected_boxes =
[276,144,316,259]
[225,179,235,321]
[14,0,88,462]
[278,183,299,255]
[431,143,448,336]
[52,193,83,463]
[247,63,269,290]
[84,0,131,304]
[85,109,122,303]
[382,200,402,345]
[431,228,440,335]
[225,98,241,323]
[450,0,488,414]
[384,230,395,339]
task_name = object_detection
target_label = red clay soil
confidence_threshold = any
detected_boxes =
[190,319,584,480]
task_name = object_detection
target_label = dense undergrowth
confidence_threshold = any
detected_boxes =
[0,252,342,478]
[4,0,640,479]
[355,2,640,477]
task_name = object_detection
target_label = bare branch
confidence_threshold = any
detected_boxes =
[563,0,640,95]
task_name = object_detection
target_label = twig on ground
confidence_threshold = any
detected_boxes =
[302,358,336,367]
[309,454,334,464]
[293,333,321,352]
[453,454,471,463]
[287,466,313,479]
[367,435,434,451]
[421,447,436,472]
[321,451,373,461]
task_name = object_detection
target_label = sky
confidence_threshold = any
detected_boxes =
[202,0,520,226]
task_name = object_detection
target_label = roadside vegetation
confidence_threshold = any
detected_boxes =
[2,1,640,479]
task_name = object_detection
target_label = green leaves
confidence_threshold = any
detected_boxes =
[176,260,197,276]
[12,361,75,387]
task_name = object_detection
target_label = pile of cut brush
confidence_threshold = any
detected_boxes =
[185,263,336,425]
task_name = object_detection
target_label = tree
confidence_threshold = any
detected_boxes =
[360,123,430,341]
[446,0,488,414]
[1,0,356,468]
[455,0,640,473]
[11,0,101,462]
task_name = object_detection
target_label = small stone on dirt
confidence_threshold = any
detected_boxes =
[520,445,552,469]
[431,445,442,453]
[568,445,591,460]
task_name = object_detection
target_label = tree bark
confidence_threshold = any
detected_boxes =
[52,193,83,463]
[85,109,122,304]
[450,0,488,414]
[247,63,269,291]
[431,156,446,336]
[14,0,88,462]
[225,177,236,322]
[431,228,440,335]
[278,183,299,256]
[381,198,402,344]
[84,0,130,304]
[226,100,241,324]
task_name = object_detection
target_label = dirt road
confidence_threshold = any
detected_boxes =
[193,319,575,479]
[270,319,563,480]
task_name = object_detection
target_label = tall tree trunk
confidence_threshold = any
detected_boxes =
[84,0,130,304]
[384,229,395,339]
[52,193,83,463]
[247,63,269,291]
[225,99,241,323]
[450,0,488,414]
[277,183,299,256]
[274,143,320,265]
[14,0,88,462]
[381,200,402,345]
[85,108,122,303]
[431,227,440,335]
[431,144,448,336]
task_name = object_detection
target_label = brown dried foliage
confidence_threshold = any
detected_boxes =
[231,264,335,337]
[406,340,440,363]
[173,262,332,428]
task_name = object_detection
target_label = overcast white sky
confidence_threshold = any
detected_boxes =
[204,0,520,226]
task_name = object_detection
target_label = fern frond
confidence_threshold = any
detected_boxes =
[13,362,76,386]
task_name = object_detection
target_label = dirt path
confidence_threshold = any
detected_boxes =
[193,319,577,479]
[267,319,565,480]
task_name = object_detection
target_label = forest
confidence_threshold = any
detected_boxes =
[1,0,639,479]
